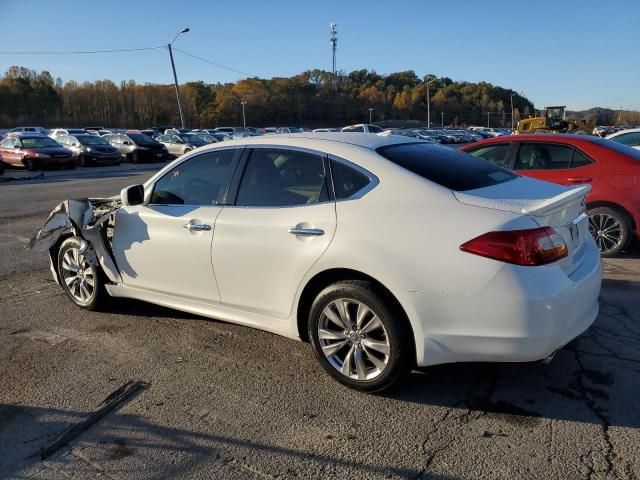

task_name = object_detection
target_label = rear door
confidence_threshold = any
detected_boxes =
[211,146,336,318]
[512,141,602,187]
[0,137,19,165]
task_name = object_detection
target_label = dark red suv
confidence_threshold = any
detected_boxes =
[461,134,640,256]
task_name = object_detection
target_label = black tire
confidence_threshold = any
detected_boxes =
[308,280,413,392]
[183,148,192,155]
[79,155,87,167]
[588,206,631,257]
[129,152,139,164]
[57,236,106,310]
[24,158,35,171]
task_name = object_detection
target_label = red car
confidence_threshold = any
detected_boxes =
[461,134,640,256]
[0,134,75,171]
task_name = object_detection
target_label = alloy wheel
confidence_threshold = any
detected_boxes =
[317,298,390,381]
[60,246,96,304]
[588,213,624,254]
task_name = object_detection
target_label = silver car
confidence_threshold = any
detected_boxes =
[156,133,208,157]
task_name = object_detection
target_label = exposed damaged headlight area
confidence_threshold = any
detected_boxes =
[29,198,123,285]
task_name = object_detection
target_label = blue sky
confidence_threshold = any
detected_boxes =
[1,0,638,110]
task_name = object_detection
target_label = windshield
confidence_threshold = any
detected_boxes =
[20,137,61,148]
[178,134,206,145]
[77,135,109,145]
[377,142,518,191]
[67,129,87,135]
[128,133,157,145]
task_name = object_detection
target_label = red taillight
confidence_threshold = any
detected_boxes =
[460,227,568,266]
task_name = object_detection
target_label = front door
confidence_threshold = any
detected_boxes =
[212,147,336,318]
[112,149,239,303]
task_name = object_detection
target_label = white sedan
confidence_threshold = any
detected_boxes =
[35,133,601,392]
[606,128,640,150]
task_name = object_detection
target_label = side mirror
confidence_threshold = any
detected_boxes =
[13,145,21,149]
[120,184,145,206]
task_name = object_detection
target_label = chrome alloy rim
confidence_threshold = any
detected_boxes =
[318,299,390,381]
[588,213,624,253]
[61,247,95,304]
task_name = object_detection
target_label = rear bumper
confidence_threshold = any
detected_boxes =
[397,243,602,367]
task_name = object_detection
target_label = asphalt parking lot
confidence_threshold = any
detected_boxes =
[1,170,639,479]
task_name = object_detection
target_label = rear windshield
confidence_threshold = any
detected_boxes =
[595,138,640,161]
[376,142,518,191]
[77,135,109,145]
[128,133,157,145]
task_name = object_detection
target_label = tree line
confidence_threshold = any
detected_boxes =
[2,65,633,129]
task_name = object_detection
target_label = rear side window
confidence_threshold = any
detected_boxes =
[466,143,510,167]
[514,143,573,170]
[330,159,371,199]
[376,143,517,191]
[570,149,593,167]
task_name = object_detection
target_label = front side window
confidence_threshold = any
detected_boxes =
[331,159,371,199]
[514,143,573,170]
[467,143,510,167]
[150,150,236,205]
[235,149,329,207]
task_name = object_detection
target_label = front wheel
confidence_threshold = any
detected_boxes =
[308,280,413,392]
[588,206,631,257]
[24,158,35,171]
[57,237,106,310]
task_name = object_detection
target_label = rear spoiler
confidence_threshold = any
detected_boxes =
[454,184,591,217]
[520,185,590,217]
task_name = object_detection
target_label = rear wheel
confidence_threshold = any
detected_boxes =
[309,280,413,392]
[57,237,106,310]
[588,206,631,257]
[130,152,139,163]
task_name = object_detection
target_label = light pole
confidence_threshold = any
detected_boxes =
[441,112,444,128]
[168,27,189,129]
[368,108,373,124]
[425,76,438,128]
[241,101,247,128]
[510,92,516,130]
[487,112,491,128]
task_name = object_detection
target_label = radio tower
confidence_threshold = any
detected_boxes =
[330,22,337,89]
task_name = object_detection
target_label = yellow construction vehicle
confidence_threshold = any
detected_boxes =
[516,106,596,135]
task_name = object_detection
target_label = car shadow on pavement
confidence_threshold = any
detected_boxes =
[0,404,459,480]
[385,279,640,432]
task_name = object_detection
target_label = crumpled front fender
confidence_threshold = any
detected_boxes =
[29,198,124,285]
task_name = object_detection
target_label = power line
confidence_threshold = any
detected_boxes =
[0,46,165,55]
[171,47,255,78]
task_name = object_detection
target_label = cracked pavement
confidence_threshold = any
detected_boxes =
[1,172,639,479]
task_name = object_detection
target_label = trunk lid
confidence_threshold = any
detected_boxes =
[454,176,591,274]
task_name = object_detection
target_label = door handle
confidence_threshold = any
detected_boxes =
[567,177,592,183]
[288,227,324,236]
[183,223,211,232]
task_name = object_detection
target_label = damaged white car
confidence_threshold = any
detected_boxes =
[31,133,602,392]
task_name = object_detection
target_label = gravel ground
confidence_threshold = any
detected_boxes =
[1,172,639,480]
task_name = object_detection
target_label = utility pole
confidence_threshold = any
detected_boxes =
[426,75,438,129]
[330,22,338,89]
[441,112,444,128]
[368,108,373,124]
[487,112,491,128]
[168,27,190,129]
[241,101,247,128]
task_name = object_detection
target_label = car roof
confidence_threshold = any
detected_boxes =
[199,132,420,151]
[463,133,604,145]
